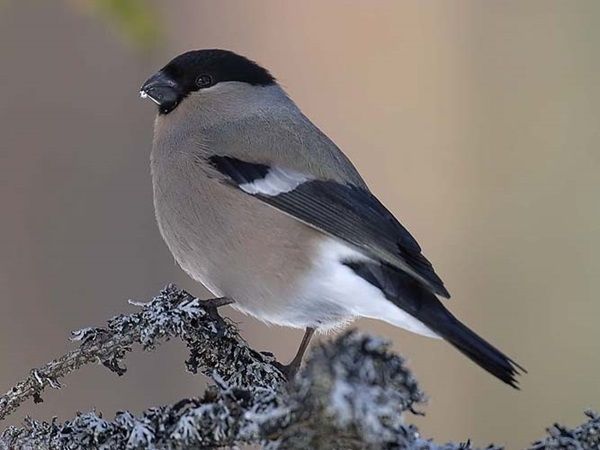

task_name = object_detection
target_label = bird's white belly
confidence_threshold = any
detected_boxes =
[233,238,437,337]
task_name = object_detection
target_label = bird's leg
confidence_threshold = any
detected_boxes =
[276,327,315,380]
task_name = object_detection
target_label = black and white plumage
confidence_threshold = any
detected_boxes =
[208,156,523,386]
[141,49,524,387]
[209,156,449,298]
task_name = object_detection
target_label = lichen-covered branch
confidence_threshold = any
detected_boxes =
[0,330,480,450]
[0,286,597,449]
[0,285,284,422]
[0,384,281,449]
[528,410,600,450]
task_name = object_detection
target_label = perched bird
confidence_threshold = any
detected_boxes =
[140,49,524,387]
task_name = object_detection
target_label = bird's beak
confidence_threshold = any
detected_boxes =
[139,71,180,111]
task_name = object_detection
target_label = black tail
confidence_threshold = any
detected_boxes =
[344,261,525,388]
[423,308,525,388]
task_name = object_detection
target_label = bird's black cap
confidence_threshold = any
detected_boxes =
[162,49,275,87]
[141,49,275,114]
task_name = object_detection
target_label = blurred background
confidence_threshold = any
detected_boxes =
[1,1,599,447]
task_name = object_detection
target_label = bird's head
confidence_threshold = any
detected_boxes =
[140,49,276,115]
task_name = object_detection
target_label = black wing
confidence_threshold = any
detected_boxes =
[209,155,450,298]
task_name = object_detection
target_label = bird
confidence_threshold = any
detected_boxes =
[140,49,524,387]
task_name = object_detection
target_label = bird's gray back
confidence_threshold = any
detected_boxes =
[153,83,367,187]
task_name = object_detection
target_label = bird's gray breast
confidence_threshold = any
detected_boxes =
[149,122,322,323]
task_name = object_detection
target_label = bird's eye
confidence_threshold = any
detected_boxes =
[195,74,213,88]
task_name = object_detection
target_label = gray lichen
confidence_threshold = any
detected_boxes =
[528,410,600,450]
[0,286,597,449]
[0,285,284,423]
[0,328,473,450]
[0,385,280,449]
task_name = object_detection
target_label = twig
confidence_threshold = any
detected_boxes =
[0,284,284,422]
[528,410,600,450]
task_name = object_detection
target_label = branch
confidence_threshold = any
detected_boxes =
[0,284,284,422]
[528,410,600,450]
[0,286,597,449]
[0,328,477,449]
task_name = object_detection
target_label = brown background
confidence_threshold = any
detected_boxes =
[1,1,599,448]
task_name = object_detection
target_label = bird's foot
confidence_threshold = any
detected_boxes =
[201,297,234,310]
[200,297,234,337]
[273,360,302,381]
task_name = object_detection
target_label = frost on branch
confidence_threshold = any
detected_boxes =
[0,286,597,449]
